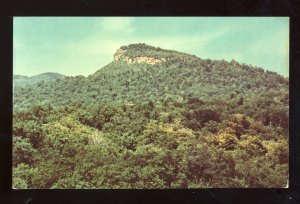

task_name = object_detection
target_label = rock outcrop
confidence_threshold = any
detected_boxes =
[114,48,166,65]
[114,48,127,61]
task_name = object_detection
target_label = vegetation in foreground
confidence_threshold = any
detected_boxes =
[13,97,288,188]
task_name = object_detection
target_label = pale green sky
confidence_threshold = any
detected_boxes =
[14,17,289,77]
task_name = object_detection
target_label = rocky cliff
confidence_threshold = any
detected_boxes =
[114,48,166,65]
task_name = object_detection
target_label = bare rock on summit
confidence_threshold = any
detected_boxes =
[114,48,127,61]
[113,47,166,65]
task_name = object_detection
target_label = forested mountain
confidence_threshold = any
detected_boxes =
[14,44,288,111]
[13,43,289,188]
[13,72,65,87]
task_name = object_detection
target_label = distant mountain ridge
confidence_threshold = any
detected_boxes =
[13,75,28,80]
[13,72,65,87]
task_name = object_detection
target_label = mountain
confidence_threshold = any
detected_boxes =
[13,72,65,87]
[13,43,288,110]
[12,43,289,188]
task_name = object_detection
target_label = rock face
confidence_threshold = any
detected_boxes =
[114,48,127,61]
[113,48,166,65]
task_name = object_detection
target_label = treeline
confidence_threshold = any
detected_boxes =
[13,97,288,188]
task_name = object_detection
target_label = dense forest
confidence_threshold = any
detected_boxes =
[13,43,289,188]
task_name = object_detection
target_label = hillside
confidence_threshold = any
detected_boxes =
[13,43,288,109]
[13,72,65,87]
[13,43,289,188]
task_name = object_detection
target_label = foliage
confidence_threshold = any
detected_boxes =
[12,44,288,188]
[13,98,288,188]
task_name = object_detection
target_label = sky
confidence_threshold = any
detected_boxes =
[13,17,289,77]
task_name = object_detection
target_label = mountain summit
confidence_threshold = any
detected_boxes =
[114,43,168,65]
[14,43,288,111]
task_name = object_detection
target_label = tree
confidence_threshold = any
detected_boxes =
[13,136,37,166]
[237,96,244,106]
